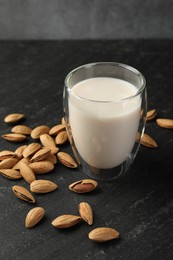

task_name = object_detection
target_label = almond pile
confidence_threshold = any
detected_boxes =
[0,113,119,243]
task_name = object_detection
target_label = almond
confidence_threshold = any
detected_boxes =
[0,169,22,179]
[0,150,16,160]
[47,154,57,164]
[25,207,45,228]
[15,145,27,159]
[49,124,65,136]
[31,125,50,139]
[79,202,93,225]
[141,133,158,148]
[29,160,54,174]
[13,158,30,170]
[88,227,120,242]
[11,125,32,135]
[156,118,173,129]
[0,158,19,169]
[4,113,25,124]
[23,143,41,158]
[51,214,81,229]
[30,179,57,193]
[12,185,35,203]
[55,131,68,145]
[40,134,59,154]
[57,152,77,168]
[2,133,26,142]
[146,109,157,121]
[30,147,51,162]
[69,179,97,193]
[20,162,36,184]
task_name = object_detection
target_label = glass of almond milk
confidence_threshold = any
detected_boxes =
[63,62,147,181]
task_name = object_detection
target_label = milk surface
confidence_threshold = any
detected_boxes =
[69,77,141,169]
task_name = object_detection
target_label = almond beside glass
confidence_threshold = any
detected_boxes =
[31,125,50,139]
[49,124,65,136]
[146,109,157,121]
[141,133,158,148]
[51,214,81,229]
[4,113,25,124]
[69,179,97,193]
[25,207,45,228]
[88,227,120,242]
[40,134,59,154]
[55,131,68,145]
[57,152,77,168]
[156,118,173,129]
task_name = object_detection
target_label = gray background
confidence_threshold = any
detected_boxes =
[0,0,172,39]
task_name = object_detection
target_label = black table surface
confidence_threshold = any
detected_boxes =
[0,40,172,260]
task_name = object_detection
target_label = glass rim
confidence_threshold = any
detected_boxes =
[64,62,146,104]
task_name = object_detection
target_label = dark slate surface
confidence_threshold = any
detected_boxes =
[0,40,172,260]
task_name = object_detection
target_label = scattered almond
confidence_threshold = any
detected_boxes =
[23,143,41,158]
[12,185,35,203]
[4,113,25,124]
[156,118,173,129]
[79,202,93,225]
[47,154,57,164]
[11,125,32,135]
[55,131,68,145]
[20,162,36,184]
[29,160,54,174]
[2,133,26,142]
[0,157,19,169]
[146,109,157,121]
[0,169,22,179]
[49,124,65,136]
[31,125,50,139]
[40,134,58,154]
[51,214,81,229]
[141,133,158,148]
[30,179,57,193]
[25,207,45,228]
[0,150,16,160]
[15,145,27,159]
[30,147,51,162]
[69,179,97,193]
[57,152,77,168]
[88,227,120,242]
[13,158,30,170]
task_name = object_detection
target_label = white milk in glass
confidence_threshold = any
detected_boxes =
[69,77,141,169]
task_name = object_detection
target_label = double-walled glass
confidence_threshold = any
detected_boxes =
[63,62,147,181]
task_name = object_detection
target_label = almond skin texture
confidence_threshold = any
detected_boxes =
[23,143,41,158]
[40,134,59,154]
[69,179,97,193]
[20,162,36,184]
[57,152,77,168]
[15,145,27,159]
[30,180,57,193]
[11,125,32,135]
[2,133,26,142]
[156,118,173,129]
[55,131,68,145]
[146,109,157,121]
[141,133,158,148]
[0,169,22,179]
[79,202,93,225]
[30,147,51,162]
[13,158,30,170]
[0,150,16,160]
[4,113,25,124]
[29,160,54,174]
[51,215,81,229]
[0,158,19,169]
[49,124,65,136]
[12,185,35,203]
[31,125,50,139]
[25,207,45,228]
[88,227,120,242]
[47,154,57,164]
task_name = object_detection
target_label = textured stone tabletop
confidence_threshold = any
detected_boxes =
[0,40,172,260]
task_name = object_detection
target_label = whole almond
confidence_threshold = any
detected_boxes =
[156,118,173,129]
[0,150,16,160]
[57,152,77,168]
[12,185,35,203]
[141,133,158,148]
[51,215,81,229]
[30,179,57,193]
[69,179,97,193]
[2,133,26,142]
[55,131,68,145]
[29,160,54,174]
[47,154,57,164]
[0,158,19,169]
[40,134,59,154]
[13,158,30,170]
[23,143,41,158]
[15,145,27,159]
[88,227,120,242]
[49,124,65,136]
[0,169,22,179]
[146,109,157,121]
[4,113,25,124]
[31,125,50,139]
[25,207,45,228]
[20,162,36,184]
[79,202,93,225]
[11,125,32,135]
[30,148,51,162]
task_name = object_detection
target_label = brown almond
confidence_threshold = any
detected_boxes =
[2,133,26,142]
[49,124,65,136]
[79,202,93,225]
[69,179,97,193]
[12,185,35,203]
[30,148,51,162]
[51,214,81,229]
[13,157,30,170]
[15,145,27,159]
[0,169,22,179]
[25,207,45,228]
[30,179,57,193]
[156,118,173,129]
[23,143,41,158]
[0,150,16,160]
[57,152,77,168]
[0,158,19,169]
[55,131,68,145]
[31,125,50,139]
[4,113,25,124]
[11,125,32,135]
[20,162,36,184]
[141,133,158,148]
[40,134,59,154]
[47,154,57,164]
[29,160,54,174]
[146,109,157,121]
[88,227,120,242]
